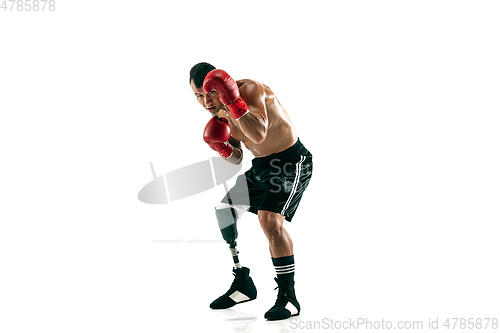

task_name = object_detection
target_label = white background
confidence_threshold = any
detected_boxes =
[1,1,499,332]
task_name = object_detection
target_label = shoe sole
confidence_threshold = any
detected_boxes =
[265,312,300,321]
[210,297,257,310]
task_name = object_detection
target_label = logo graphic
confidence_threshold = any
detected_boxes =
[138,157,242,204]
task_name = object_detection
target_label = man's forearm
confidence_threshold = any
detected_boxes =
[235,112,267,145]
[225,146,243,165]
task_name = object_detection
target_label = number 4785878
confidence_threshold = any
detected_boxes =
[1,0,56,11]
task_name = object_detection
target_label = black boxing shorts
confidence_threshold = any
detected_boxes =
[219,138,313,222]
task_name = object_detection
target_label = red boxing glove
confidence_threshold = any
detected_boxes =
[203,69,250,120]
[203,116,233,158]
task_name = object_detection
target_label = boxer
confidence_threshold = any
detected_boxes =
[190,62,313,320]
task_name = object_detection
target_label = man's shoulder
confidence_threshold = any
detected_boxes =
[237,79,269,98]
[236,78,259,88]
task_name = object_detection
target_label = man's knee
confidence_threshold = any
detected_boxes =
[258,211,284,237]
[215,207,237,229]
[215,207,239,246]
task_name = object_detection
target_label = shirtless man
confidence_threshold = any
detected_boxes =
[189,62,313,320]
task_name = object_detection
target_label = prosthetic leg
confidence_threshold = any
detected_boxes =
[210,204,257,309]
[216,206,242,269]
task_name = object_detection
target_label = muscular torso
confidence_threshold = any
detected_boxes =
[216,79,297,158]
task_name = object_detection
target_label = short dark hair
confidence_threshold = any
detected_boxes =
[189,62,216,88]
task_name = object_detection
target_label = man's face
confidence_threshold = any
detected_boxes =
[191,80,223,114]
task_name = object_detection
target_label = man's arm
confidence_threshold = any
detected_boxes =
[203,70,268,145]
[225,136,243,165]
[235,82,268,144]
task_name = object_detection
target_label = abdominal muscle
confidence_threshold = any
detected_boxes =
[242,120,297,157]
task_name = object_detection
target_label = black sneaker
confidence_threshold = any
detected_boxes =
[264,277,300,320]
[210,267,257,309]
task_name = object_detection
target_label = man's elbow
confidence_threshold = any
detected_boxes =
[251,129,267,145]
[226,158,242,166]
